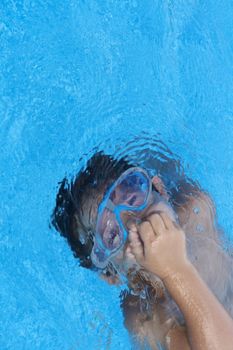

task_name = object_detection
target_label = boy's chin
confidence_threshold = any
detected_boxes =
[109,254,140,279]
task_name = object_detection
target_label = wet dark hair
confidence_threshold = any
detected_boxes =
[51,152,133,269]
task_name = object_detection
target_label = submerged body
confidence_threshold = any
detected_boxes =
[128,210,233,350]
[95,171,233,349]
[52,153,233,350]
[120,185,233,349]
[117,182,233,349]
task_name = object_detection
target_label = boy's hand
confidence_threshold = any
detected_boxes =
[129,212,190,281]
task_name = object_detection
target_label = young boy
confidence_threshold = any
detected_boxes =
[52,152,233,349]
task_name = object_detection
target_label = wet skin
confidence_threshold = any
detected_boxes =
[99,177,233,350]
[129,213,233,350]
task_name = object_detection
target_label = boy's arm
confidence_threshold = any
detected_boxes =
[164,262,233,350]
[129,213,233,350]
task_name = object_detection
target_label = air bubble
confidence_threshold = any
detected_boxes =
[193,207,200,214]
[196,224,204,233]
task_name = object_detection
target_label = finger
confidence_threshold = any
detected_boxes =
[145,213,166,236]
[129,229,144,261]
[138,221,155,245]
[159,212,178,231]
[125,245,137,263]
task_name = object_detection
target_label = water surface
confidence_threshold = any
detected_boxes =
[1,1,233,349]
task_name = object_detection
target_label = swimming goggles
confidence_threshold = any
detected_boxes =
[91,167,154,268]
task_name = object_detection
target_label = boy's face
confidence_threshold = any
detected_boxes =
[110,195,177,274]
[90,179,176,276]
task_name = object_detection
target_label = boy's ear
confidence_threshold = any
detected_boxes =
[152,176,169,200]
[100,272,122,285]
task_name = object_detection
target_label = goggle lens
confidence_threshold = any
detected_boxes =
[109,171,150,207]
[96,209,122,250]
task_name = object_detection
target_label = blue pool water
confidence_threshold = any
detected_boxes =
[1,1,233,349]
